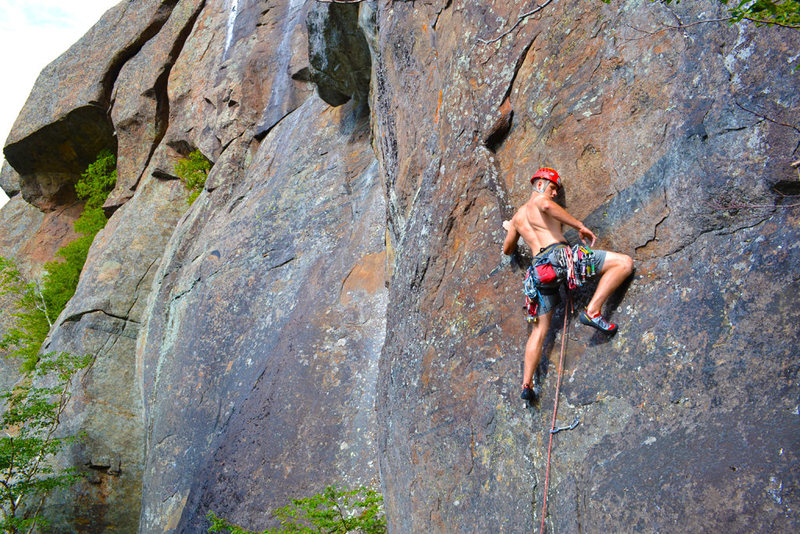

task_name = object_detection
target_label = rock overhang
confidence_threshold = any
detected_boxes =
[3,105,116,210]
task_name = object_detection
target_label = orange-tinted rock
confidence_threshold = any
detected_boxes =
[372,1,799,532]
[3,0,180,211]
[0,0,798,532]
[0,194,82,279]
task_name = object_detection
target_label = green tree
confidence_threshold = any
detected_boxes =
[175,150,212,205]
[601,0,800,28]
[0,351,92,534]
[1,256,93,532]
[0,260,51,373]
[0,150,116,531]
[207,485,386,534]
[0,152,117,372]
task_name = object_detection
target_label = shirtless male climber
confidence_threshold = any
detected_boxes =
[502,167,633,403]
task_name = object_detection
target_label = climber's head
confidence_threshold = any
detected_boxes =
[531,167,561,196]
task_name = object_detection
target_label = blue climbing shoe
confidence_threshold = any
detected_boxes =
[579,309,617,335]
[521,384,538,403]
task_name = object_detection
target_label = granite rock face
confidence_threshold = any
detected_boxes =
[372,1,799,532]
[0,0,797,533]
[40,174,188,532]
[137,96,385,532]
[3,0,180,211]
[0,161,20,197]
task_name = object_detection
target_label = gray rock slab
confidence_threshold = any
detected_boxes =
[39,173,188,533]
[0,160,20,197]
[138,95,386,533]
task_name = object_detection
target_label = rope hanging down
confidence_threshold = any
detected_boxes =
[539,292,572,534]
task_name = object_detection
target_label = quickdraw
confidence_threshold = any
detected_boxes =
[555,244,596,289]
[573,244,596,287]
[524,244,596,320]
[550,415,580,435]
[523,264,543,319]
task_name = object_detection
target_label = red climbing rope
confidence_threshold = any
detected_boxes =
[539,292,571,534]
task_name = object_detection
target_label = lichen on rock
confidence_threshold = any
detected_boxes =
[0,0,798,532]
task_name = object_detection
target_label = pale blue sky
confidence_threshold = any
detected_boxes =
[0,0,120,208]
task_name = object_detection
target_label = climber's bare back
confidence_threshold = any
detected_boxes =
[503,181,567,255]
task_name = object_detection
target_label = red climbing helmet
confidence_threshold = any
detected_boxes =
[530,167,562,190]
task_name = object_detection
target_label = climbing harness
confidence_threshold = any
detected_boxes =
[523,244,597,319]
[539,291,572,534]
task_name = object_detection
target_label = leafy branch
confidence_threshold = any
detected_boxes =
[723,0,800,28]
[1,150,115,532]
[1,351,93,533]
[612,0,800,30]
[207,485,386,534]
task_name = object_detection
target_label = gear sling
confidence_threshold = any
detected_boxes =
[523,242,597,317]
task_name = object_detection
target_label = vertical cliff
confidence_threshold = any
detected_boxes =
[373,1,799,532]
[1,0,798,532]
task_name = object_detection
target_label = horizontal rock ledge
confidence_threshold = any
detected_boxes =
[3,105,116,210]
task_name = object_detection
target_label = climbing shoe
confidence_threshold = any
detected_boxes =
[579,309,617,334]
[521,384,538,403]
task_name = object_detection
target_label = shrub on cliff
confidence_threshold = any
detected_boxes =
[0,151,117,372]
[207,485,386,534]
[74,149,117,214]
[601,0,800,27]
[41,149,117,321]
[175,150,212,205]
